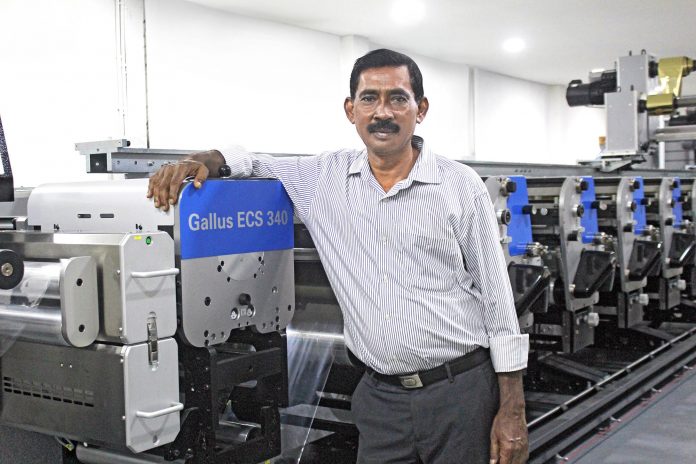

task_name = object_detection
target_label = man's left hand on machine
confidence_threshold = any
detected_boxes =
[146,149,225,211]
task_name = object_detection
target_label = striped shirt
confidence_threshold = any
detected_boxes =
[223,137,528,374]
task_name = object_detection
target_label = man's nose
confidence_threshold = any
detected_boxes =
[373,98,393,119]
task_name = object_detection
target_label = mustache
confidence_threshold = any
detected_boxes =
[367,120,400,134]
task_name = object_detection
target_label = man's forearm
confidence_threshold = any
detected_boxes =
[490,370,528,464]
[497,370,525,416]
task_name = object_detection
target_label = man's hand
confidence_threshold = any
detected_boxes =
[146,149,225,211]
[490,370,528,464]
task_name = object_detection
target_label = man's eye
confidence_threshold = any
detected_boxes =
[360,95,376,103]
[392,95,408,104]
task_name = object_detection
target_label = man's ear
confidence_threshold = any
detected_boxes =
[416,97,429,124]
[344,97,356,124]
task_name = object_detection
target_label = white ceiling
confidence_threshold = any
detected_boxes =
[185,0,696,85]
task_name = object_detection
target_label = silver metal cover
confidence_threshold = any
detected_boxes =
[122,338,181,453]
[179,249,295,347]
[27,179,172,234]
[0,340,180,453]
[606,91,641,155]
[557,178,599,310]
[60,256,100,346]
[117,234,178,344]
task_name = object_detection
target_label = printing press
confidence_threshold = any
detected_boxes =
[5,143,696,464]
[6,49,696,463]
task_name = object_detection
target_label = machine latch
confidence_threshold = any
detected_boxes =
[147,316,159,366]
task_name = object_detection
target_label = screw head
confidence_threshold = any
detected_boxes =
[0,263,13,277]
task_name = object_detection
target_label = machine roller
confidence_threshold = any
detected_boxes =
[0,257,98,347]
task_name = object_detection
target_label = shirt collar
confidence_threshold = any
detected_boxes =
[347,136,441,184]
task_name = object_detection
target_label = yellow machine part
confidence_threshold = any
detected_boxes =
[646,56,694,115]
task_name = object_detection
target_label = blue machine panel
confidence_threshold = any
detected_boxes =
[580,176,599,244]
[506,176,534,256]
[673,177,683,227]
[633,177,648,235]
[178,179,294,260]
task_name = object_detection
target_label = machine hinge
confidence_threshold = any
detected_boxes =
[147,316,159,366]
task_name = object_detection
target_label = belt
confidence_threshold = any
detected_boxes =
[366,347,490,389]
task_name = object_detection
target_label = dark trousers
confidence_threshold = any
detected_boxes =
[351,359,499,464]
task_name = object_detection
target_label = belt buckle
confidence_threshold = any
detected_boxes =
[398,373,423,389]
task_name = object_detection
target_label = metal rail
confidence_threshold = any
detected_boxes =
[528,326,696,463]
[76,139,696,179]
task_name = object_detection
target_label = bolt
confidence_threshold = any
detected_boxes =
[0,263,13,277]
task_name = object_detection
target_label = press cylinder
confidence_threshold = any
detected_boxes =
[0,257,98,347]
[219,420,262,444]
[287,302,350,367]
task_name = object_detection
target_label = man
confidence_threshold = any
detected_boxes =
[148,49,528,464]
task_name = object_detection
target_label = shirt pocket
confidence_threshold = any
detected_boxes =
[400,230,464,295]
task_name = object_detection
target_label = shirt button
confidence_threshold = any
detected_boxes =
[382,274,388,282]
[384,314,391,320]
[381,235,388,244]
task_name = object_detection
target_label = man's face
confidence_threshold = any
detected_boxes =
[344,65,428,159]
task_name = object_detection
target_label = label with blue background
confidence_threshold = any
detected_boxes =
[178,179,294,259]
[506,176,534,256]
[633,177,648,235]
[580,176,599,244]
[673,178,683,227]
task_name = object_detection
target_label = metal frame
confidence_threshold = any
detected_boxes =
[160,331,287,464]
[74,139,696,180]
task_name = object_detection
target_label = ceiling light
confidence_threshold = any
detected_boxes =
[502,37,526,54]
[390,0,426,26]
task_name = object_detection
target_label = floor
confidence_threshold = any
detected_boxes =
[564,364,696,464]
[0,424,61,464]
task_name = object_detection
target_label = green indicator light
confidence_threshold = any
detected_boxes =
[145,236,152,245]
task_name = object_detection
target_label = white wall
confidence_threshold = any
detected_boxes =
[473,69,605,164]
[144,0,357,154]
[0,0,606,187]
[546,85,606,163]
[405,53,471,159]
[474,69,549,163]
[0,0,121,187]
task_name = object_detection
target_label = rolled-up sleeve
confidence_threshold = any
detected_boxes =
[221,148,324,222]
[460,192,529,372]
